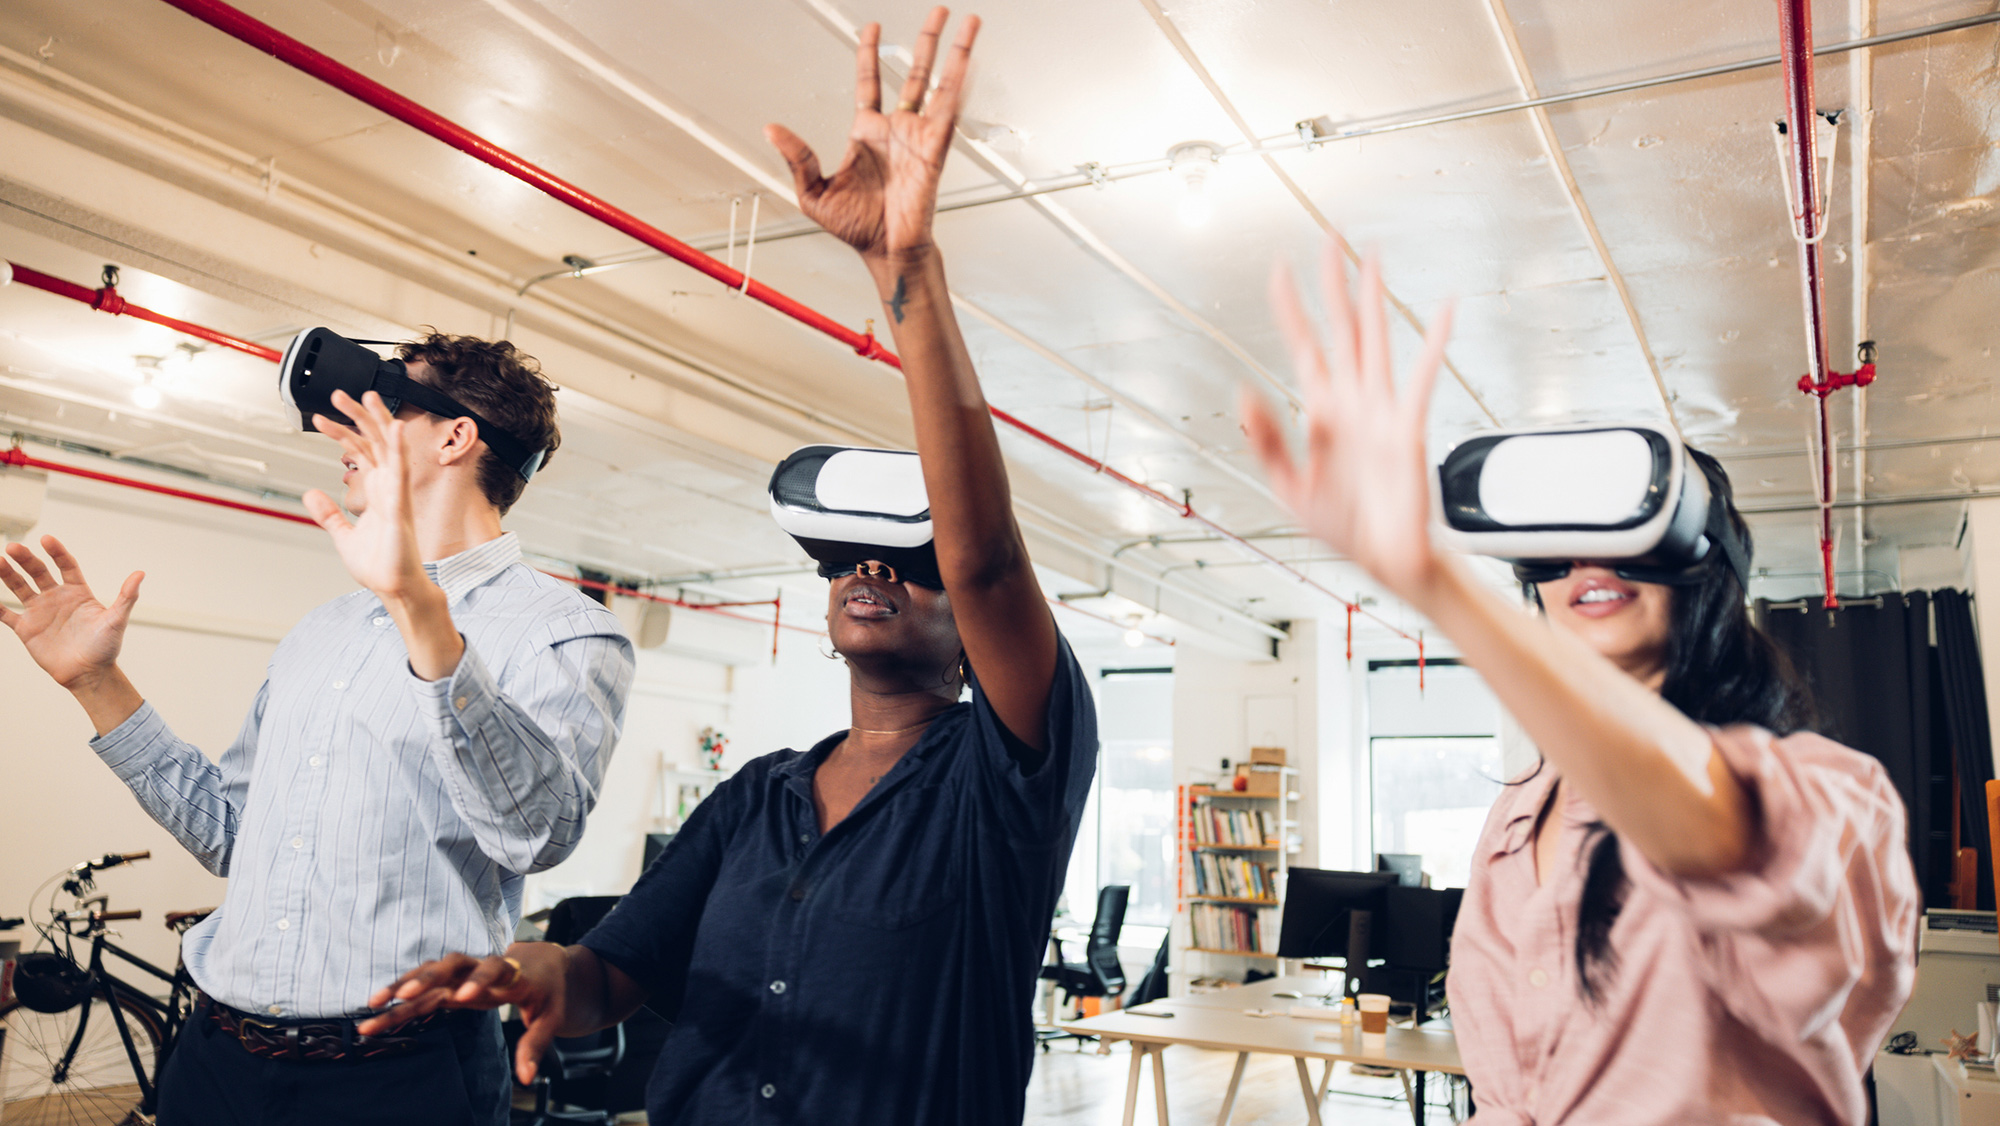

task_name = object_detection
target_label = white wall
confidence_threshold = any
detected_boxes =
[1963,498,2000,778]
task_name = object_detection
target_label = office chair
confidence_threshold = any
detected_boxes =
[1037,885,1129,1051]
[511,896,628,1126]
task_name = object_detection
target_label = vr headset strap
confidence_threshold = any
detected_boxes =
[377,369,546,482]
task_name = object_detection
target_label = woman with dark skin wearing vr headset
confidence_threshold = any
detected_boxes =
[1242,248,1916,1124]
[357,11,1099,1126]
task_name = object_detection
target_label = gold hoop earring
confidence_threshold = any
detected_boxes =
[818,636,844,661]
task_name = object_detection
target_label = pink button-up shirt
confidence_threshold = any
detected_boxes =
[1447,726,1919,1125]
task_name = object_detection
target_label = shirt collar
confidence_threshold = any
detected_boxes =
[422,531,521,606]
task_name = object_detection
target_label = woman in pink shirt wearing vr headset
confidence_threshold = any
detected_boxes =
[1242,245,1917,1125]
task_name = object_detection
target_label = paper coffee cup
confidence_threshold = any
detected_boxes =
[1358,993,1391,1034]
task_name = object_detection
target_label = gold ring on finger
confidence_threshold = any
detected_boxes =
[896,99,919,112]
[501,956,524,985]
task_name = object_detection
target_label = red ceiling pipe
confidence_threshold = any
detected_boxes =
[1,445,319,525]
[155,0,1413,647]
[1775,0,1842,609]
[6,262,284,363]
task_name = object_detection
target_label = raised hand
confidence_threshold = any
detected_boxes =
[0,536,143,691]
[1239,240,1456,605]
[361,946,567,1084]
[764,7,979,263]
[302,389,428,603]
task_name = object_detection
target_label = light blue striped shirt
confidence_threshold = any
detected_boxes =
[90,532,635,1018]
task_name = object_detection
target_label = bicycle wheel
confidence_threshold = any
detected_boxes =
[1,989,167,1126]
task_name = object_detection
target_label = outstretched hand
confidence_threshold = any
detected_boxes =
[1239,241,1456,606]
[764,7,979,263]
[361,946,567,1084]
[0,535,142,690]
[302,389,429,604]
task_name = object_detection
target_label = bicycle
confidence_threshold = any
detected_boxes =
[0,852,210,1126]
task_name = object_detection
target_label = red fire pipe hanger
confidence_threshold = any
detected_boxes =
[1775,0,1876,609]
[151,0,1418,656]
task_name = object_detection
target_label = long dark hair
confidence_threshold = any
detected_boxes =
[1535,448,1812,1000]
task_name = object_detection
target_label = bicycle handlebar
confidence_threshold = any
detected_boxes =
[94,909,143,922]
[73,851,151,876]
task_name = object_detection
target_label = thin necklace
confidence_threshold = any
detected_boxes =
[844,720,936,736]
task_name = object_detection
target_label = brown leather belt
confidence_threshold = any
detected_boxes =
[201,992,444,1062]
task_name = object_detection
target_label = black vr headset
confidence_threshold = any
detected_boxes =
[768,445,942,589]
[1435,424,1750,589]
[279,327,547,482]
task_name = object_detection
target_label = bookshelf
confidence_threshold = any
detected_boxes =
[1175,760,1300,974]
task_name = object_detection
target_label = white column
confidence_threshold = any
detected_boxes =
[1962,498,2000,777]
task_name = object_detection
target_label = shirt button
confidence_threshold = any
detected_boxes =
[372,616,388,628]
[1528,968,1549,988]
[309,756,322,767]
[276,919,290,931]
[267,1005,283,1016]
[291,837,304,849]
[332,680,346,691]
[798,833,811,845]
[760,1084,776,1099]
[769,980,787,995]
[454,696,469,710]
[789,886,806,902]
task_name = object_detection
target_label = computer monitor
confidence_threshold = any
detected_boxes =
[1380,886,1464,972]
[1377,853,1425,887]
[1276,868,1396,996]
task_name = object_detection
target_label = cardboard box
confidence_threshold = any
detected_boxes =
[1238,764,1282,797]
[1249,746,1287,767]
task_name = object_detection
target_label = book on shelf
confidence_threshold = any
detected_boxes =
[1191,852,1276,900]
[1190,805,1280,848]
[1189,902,1281,954]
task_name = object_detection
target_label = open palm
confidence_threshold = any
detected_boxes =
[0,536,143,690]
[1240,242,1456,603]
[765,8,978,262]
[303,389,428,600]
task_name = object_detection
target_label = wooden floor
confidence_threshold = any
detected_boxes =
[1024,1041,1459,1125]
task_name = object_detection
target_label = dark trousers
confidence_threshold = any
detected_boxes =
[156,998,509,1126]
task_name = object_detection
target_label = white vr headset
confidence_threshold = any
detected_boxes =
[768,445,942,589]
[1434,423,1749,588]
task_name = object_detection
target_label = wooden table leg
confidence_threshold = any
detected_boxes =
[1213,1051,1248,1126]
[1317,1060,1334,1102]
[1122,1042,1144,1126]
[1293,1057,1325,1126]
[1150,1044,1171,1126]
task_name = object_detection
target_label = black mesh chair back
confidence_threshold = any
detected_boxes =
[1085,885,1129,993]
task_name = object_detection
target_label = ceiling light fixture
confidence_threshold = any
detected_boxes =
[131,355,165,409]
[1123,627,1146,648]
[1168,141,1221,228]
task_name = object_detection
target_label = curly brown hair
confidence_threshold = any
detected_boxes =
[397,331,560,514]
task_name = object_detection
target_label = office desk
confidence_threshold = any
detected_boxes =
[1060,977,1462,1126]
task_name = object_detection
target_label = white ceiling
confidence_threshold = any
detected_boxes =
[1,0,1996,656]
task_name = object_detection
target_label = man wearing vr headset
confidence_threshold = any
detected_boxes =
[0,332,634,1126]
[357,11,1099,1126]
[1242,249,1914,1124]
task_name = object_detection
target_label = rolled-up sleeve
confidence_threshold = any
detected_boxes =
[1621,725,1920,1043]
[90,688,264,876]
[412,609,635,874]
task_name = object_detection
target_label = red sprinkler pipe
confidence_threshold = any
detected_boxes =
[6,262,284,363]
[154,0,1418,648]
[1,445,318,525]
[1775,0,1847,610]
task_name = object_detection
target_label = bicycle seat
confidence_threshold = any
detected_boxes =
[165,908,216,933]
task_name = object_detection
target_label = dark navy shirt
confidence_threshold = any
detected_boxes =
[580,637,1097,1126]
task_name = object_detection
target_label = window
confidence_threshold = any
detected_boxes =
[1062,670,1174,935]
[1367,662,1502,889]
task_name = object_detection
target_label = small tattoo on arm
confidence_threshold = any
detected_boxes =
[887,275,908,324]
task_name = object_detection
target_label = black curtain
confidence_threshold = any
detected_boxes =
[1759,591,1967,907]
[1935,590,1996,910]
